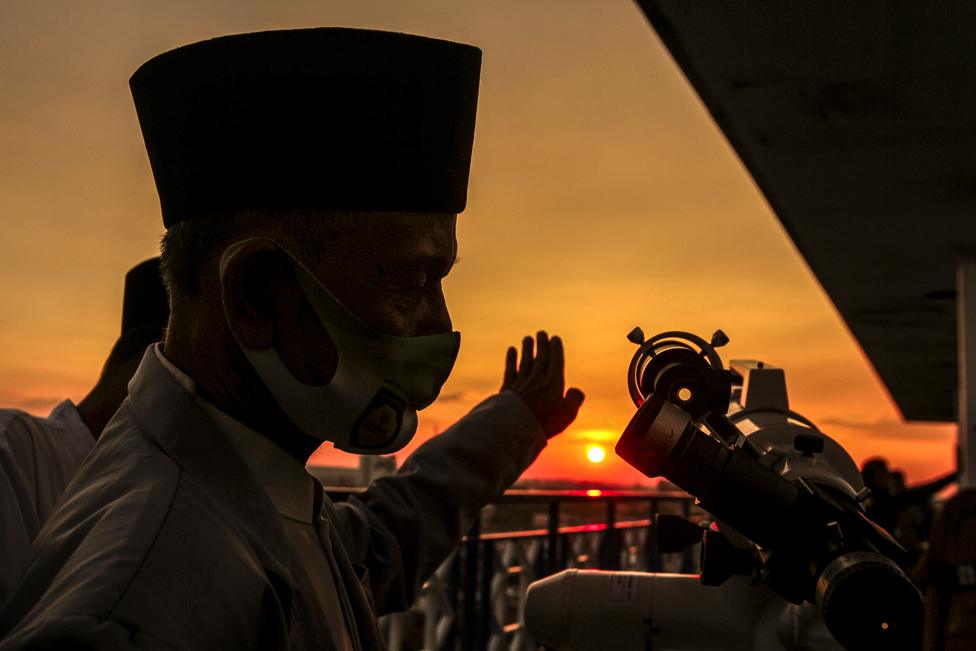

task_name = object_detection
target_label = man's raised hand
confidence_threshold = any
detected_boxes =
[501,331,585,439]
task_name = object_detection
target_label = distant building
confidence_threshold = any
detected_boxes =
[309,454,397,488]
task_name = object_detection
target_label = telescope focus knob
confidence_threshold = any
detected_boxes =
[627,327,645,345]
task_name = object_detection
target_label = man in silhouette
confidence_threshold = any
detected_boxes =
[861,457,957,544]
[0,29,583,649]
[0,258,167,604]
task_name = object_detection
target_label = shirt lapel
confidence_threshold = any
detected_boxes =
[318,488,385,651]
[127,347,298,612]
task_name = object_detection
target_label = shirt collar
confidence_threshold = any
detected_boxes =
[153,344,317,524]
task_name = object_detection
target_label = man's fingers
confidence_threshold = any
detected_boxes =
[565,387,585,408]
[548,335,565,381]
[502,346,518,388]
[517,335,534,378]
[531,331,550,379]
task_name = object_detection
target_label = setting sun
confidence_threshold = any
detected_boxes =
[585,445,606,464]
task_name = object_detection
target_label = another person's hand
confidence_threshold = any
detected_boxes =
[501,331,584,439]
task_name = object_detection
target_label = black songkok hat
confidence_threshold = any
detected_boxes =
[129,28,482,227]
[121,258,169,336]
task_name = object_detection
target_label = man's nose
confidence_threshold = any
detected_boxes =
[414,289,453,336]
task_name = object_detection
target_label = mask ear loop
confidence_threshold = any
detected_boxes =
[218,238,338,443]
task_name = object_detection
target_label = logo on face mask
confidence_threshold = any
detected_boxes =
[220,238,460,455]
[352,389,407,450]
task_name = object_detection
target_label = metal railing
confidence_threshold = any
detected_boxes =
[328,488,698,651]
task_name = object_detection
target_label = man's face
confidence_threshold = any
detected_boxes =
[228,211,459,391]
[309,212,458,337]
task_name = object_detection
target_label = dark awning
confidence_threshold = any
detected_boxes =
[636,1,976,422]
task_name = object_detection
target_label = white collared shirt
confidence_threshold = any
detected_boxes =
[0,400,94,605]
[154,346,354,650]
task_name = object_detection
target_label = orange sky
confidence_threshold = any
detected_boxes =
[0,0,956,486]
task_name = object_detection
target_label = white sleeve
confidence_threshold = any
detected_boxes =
[330,390,546,614]
[0,407,93,607]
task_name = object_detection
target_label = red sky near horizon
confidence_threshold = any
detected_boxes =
[0,0,956,486]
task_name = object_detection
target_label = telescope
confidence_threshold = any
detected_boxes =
[524,329,923,651]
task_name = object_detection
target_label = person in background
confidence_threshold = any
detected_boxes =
[0,258,168,604]
[0,29,584,650]
[861,457,957,559]
[919,488,976,651]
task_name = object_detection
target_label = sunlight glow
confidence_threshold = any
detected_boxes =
[586,445,606,464]
[576,429,618,443]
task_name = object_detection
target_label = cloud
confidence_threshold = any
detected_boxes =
[565,428,619,443]
[819,417,954,441]
[0,395,62,416]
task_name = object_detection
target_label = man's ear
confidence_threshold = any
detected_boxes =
[220,239,290,350]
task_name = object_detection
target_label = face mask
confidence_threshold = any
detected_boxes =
[220,238,460,455]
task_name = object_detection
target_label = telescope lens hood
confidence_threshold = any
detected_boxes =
[816,551,923,651]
